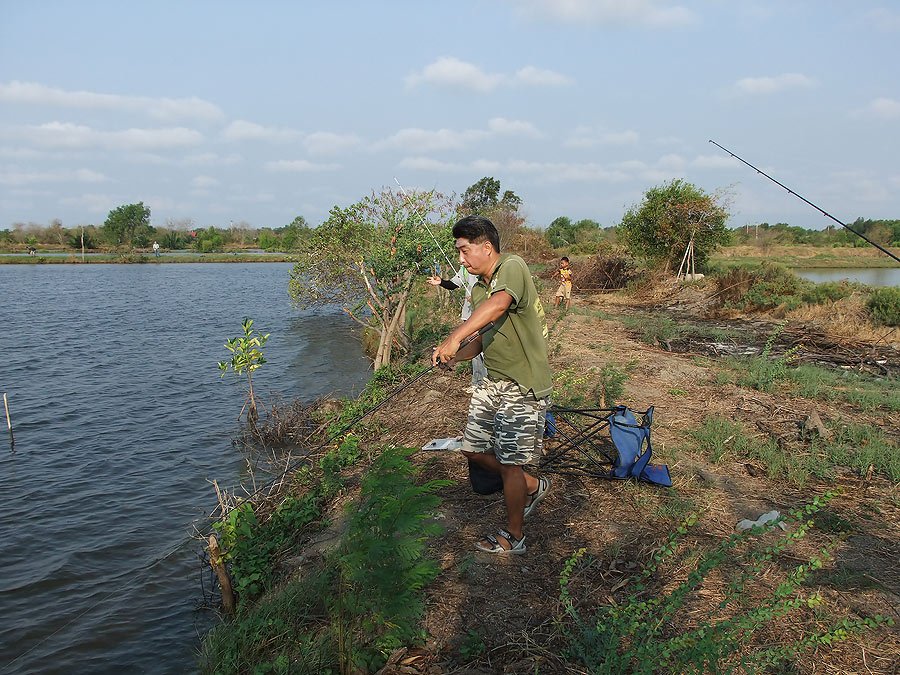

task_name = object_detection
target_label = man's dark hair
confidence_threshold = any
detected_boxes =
[561,256,569,262]
[452,215,500,252]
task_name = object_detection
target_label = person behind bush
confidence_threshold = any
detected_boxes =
[432,215,552,555]
[427,265,487,391]
[553,256,572,310]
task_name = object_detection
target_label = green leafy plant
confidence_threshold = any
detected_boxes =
[738,321,801,393]
[457,629,486,661]
[218,318,270,425]
[867,286,900,326]
[558,495,893,673]
[597,363,628,407]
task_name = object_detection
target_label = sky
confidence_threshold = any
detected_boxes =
[1,0,899,232]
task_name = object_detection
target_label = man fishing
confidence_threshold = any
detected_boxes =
[432,215,552,555]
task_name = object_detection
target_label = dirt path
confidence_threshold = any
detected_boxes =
[360,295,899,674]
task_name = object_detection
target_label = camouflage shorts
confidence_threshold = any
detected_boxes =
[462,377,548,466]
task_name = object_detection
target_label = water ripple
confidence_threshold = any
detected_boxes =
[0,263,371,673]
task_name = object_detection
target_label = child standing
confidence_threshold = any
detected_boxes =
[553,256,572,310]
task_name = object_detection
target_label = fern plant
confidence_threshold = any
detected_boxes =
[331,446,450,673]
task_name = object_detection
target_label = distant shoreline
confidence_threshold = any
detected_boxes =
[0,252,295,264]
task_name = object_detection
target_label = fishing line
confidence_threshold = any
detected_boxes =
[2,324,492,670]
[709,140,900,264]
[393,177,457,270]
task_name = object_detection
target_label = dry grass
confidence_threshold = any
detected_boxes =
[349,289,900,673]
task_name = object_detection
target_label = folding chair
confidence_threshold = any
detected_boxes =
[541,404,672,487]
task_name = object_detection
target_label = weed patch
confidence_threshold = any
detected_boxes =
[558,497,893,673]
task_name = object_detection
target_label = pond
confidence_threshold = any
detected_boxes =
[0,263,371,674]
[793,267,900,287]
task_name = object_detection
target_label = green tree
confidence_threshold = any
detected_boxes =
[218,318,270,426]
[460,177,501,214]
[194,226,225,252]
[278,215,311,250]
[546,216,575,247]
[102,202,153,247]
[289,188,455,369]
[618,179,730,270]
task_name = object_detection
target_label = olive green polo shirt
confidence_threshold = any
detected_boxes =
[472,253,553,399]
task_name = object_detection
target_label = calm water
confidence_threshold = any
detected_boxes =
[0,263,371,674]
[793,267,900,287]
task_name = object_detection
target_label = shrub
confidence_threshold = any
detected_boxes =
[715,263,809,311]
[801,280,856,305]
[867,286,900,326]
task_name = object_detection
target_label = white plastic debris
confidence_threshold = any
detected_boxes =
[421,437,463,451]
[736,510,786,531]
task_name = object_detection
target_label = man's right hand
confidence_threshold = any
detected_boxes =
[426,275,442,286]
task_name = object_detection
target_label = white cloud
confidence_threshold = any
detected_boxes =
[406,57,503,92]
[264,159,340,172]
[656,153,686,171]
[375,127,489,152]
[303,131,361,155]
[732,73,816,95]
[20,122,204,150]
[0,80,224,122]
[513,66,574,87]
[223,120,303,142]
[565,126,640,147]
[406,57,571,92]
[487,117,543,137]
[191,175,219,188]
[472,158,504,173]
[854,97,900,120]
[691,154,739,169]
[0,167,109,186]
[183,152,242,166]
[378,118,542,153]
[397,156,464,172]
[505,0,696,27]
[59,193,118,213]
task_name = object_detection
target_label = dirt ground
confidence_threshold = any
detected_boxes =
[317,285,899,674]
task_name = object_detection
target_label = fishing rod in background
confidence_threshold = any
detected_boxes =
[709,139,900,264]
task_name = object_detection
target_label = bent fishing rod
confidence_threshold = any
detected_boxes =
[709,139,900,264]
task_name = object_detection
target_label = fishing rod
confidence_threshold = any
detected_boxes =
[708,140,900,264]
[393,177,457,270]
[709,138,900,262]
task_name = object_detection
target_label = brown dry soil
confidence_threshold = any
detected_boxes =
[310,287,899,675]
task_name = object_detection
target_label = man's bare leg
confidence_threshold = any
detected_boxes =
[464,451,538,546]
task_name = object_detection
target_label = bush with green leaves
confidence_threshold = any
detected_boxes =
[618,179,730,270]
[800,280,857,305]
[717,264,809,312]
[866,286,900,326]
[558,495,893,674]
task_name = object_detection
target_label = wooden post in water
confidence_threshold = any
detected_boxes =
[81,226,85,262]
[207,534,235,615]
[3,393,13,449]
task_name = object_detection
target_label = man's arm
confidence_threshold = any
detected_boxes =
[432,291,512,365]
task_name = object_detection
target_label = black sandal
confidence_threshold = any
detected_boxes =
[475,528,527,554]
